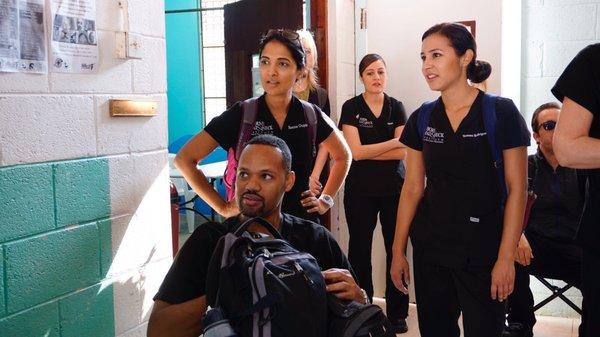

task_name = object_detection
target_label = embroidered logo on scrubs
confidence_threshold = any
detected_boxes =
[423,127,444,144]
[358,117,373,128]
[251,121,274,136]
[288,123,308,130]
[462,132,487,139]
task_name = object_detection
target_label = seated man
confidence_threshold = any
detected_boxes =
[503,102,585,337]
[148,134,366,337]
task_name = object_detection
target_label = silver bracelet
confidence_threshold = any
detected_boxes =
[360,288,370,305]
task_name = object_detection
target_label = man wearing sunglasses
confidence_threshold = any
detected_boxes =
[503,102,586,337]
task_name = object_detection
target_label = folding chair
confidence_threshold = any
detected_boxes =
[533,276,582,315]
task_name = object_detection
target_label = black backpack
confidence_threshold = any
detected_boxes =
[205,217,329,337]
[327,295,395,337]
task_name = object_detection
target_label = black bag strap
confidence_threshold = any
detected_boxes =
[233,217,284,240]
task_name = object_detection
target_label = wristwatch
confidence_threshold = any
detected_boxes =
[360,288,370,305]
[318,193,334,209]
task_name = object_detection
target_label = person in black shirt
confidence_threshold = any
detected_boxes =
[339,53,409,333]
[503,102,584,337]
[552,43,600,337]
[390,23,530,337]
[148,135,365,337]
[175,29,350,223]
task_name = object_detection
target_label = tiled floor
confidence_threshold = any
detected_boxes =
[373,298,581,337]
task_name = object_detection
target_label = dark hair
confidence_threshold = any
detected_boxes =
[244,134,292,172]
[531,102,561,133]
[259,29,305,70]
[422,22,491,83]
[358,53,386,77]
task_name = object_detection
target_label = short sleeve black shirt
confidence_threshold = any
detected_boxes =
[153,214,353,304]
[204,94,334,220]
[551,43,600,252]
[339,94,407,196]
[401,91,531,267]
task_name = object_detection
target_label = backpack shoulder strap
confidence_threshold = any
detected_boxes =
[300,100,318,157]
[416,99,438,139]
[481,93,507,203]
[236,97,259,160]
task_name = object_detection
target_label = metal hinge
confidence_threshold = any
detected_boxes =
[360,8,367,29]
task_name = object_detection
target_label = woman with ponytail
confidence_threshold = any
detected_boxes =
[390,23,530,337]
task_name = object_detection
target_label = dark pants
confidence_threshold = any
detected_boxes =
[582,249,600,337]
[344,193,408,320]
[506,230,583,334]
[413,255,505,337]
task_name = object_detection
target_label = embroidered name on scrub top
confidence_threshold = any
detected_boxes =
[462,132,487,138]
[423,126,445,143]
[288,123,308,130]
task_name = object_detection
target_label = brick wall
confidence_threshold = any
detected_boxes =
[0,1,171,336]
[522,0,600,318]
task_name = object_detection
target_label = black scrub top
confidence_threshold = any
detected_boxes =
[204,94,334,221]
[339,93,407,196]
[552,43,600,254]
[401,90,530,267]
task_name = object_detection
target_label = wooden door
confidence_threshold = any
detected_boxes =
[224,0,303,107]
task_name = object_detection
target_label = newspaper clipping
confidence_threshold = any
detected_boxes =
[50,0,97,73]
[0,0,47,73]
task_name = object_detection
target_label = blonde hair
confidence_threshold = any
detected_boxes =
[297,29,320,91]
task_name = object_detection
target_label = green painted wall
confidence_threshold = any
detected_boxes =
[166,0,204,153]
[0,158,114,337]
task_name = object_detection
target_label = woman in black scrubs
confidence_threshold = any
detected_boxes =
[390,23,530,337]
[339,54,409,333]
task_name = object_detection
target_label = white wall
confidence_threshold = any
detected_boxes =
[365,0,504,114]
[328,0,357,246]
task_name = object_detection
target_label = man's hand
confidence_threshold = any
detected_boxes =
[218,200,240,218]
[322,268,364,303]
[491,258,515,302]
[515,233,534,266]
[301,190,330,215]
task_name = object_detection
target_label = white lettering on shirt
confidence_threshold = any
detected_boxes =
[469,217,480,223]
[288,123,308,130]
[423,126,445,144]
[462,132,487,138]
[251,121,274,136]
[358,117,373,128]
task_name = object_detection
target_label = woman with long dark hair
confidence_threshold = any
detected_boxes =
[391,23,530,337]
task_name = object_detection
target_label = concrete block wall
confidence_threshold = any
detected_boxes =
[0,1,171,336]
[521,0,600,318]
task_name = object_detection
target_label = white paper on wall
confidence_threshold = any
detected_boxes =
[0,0,47,74]
[50,0,97,73]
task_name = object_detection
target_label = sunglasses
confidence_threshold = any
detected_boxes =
[265,29,301,43]
[539,120,556,131]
